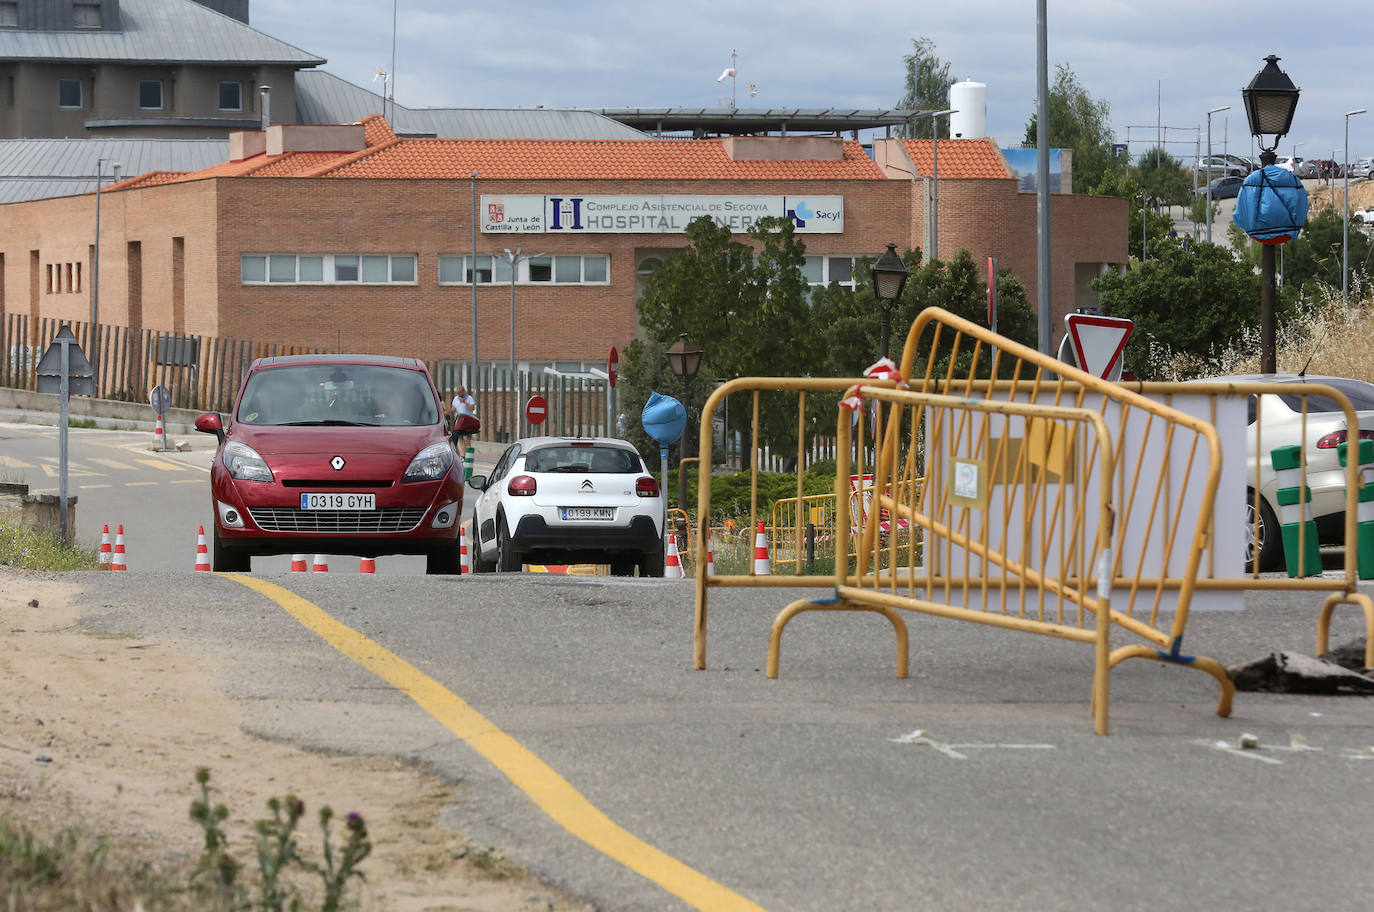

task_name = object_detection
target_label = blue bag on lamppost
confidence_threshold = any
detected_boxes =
[642,391,685,452]
[1233,165,1308,243]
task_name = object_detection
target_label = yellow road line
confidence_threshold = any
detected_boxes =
[135,458,186,472]
[0,456,34,468]
[89,457,134,470]
[126,481,157,487]
[79,484,112,489]
[224,575,766,912]
[171,478,202,484]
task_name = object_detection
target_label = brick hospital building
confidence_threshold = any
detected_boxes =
[0,114,1127,369]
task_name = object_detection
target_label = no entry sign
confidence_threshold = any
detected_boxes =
[525,394,548,426]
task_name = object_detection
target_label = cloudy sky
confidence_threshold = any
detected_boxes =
[254,0,1372,166]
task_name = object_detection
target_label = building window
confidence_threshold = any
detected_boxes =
[438,254,609,285]
[58,78,82,109]
[218,81,242,112]
[138,80,163,110]
[241,254,418,285]
[802,255,860,289]
[0,2,18,28]
[72,2,100,28]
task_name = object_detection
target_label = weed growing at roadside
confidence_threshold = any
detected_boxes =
[0,513,99,570]
[67,416,96,429]
[189,767,371,911]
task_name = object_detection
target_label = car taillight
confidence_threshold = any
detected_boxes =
[635,476,659,498]
[1315,429,1374,449]
[507,475,537,496]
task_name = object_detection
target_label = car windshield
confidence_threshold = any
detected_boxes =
[235,364,439,427]
[523,445,641,474]
[1275,379,1374,413]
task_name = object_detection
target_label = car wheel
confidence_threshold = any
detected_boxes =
[1246,490,1283,573]
[637,543,665,578]
[470,523,495,573]
[211,526,250,573]
[496,515,523,572]
[426,539,462,575]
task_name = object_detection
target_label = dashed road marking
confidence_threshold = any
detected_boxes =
[88,457,134,470]
[0,456,34,469]
[135,459,187,472]
[126,481,157,487]
[890,729,1056,760]
[79,484,112,489]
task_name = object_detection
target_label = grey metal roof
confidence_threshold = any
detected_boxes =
[0,137,228,202]
[0,0,325,65]
[295,70,648,141]
[595,106,925,135]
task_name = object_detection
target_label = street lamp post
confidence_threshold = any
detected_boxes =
[1242,55,1301,374]
[1344,109,1367,305]
[1205,105,1230,243]
[870,242,910,360]
[502,248,543,436]
[914,108,957,261]
[91,158,120,381]
[666,332,704,512]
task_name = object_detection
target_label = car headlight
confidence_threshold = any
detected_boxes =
[403,442,454,483]
[223,441,273,483]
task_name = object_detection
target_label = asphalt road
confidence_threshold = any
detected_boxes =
[36,570,1374,912]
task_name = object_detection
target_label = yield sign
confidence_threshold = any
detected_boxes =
[1064,313,1133,381]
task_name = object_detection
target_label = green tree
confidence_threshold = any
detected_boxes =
[1275,206,1373,293]
[622,215,815,462]
[1022,63,1118,195]
[896,37,955,138]
[1136,146,1192,209]
[1092,238,1262,378]
[1095,170,1173,260]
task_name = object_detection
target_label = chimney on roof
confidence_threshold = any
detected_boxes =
[229,130,266,161]
[265,124,366,156]
[260,85,271,130]
[720,136,844,162]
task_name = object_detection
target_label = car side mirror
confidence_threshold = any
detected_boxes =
[195,412,225,445]
[467,474,488,491]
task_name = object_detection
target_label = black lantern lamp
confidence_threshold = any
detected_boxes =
[1242,55,1300,165]
[870,243,910,360]
[1242,54,1300,375]
[667,332,704,512]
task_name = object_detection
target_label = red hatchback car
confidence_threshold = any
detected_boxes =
[195,354,479,573]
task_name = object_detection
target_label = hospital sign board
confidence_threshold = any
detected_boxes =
[481,194,844,234]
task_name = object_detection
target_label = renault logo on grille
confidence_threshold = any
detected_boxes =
[331,456,346,471]
[580,479,595,491]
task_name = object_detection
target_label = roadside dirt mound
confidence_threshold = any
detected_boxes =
[0,570,592,911]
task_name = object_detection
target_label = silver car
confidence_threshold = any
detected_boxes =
[1206,374,1374,571]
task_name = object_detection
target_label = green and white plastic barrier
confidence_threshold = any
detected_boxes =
[1271,444,1322,578]
[463,444,475,480]
[1337,438,1374,580]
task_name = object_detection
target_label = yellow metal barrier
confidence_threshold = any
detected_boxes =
[693,306,1238,734]
[769,479,921,573]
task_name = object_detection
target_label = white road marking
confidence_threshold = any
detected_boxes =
[126,481,157,487]
[1193,739,1285,765]
[890,729,1056,760]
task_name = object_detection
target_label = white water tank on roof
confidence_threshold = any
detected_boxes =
[949,81,987,139]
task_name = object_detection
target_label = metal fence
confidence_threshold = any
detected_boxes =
[1,314,613,441]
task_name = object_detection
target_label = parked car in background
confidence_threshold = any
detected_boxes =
[195,354,476,573]
[1195,175,1245,201]
[1222,154,1256,175]
[1355,157,1374,179]
[467,436,664,575]
[1194,374,1374,572]
[1192,156,1247,178]
[1273,155,1300,172]
[1295,159,1319,179]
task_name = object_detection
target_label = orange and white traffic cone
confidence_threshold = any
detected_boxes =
[706,532,715,577]
[460,524,470,574]
[194,525,210,571]
[752,520,771,576]
[290,554,308,572]
[152,414,165,450]
[311,554,329,573]
[359,557,376,573]
[98,523,112,570]
[664,531,684,579]
[111,524,127,571]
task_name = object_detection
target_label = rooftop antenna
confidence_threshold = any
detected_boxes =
[716,48,737,110]
[373,67,389,117]
[388,0,398,123]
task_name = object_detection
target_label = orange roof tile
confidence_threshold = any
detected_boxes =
[355,113,397,147]
[108,170,186,190]
[317,138,887,181]
[252,152,358,177]
[899,139,1011,179]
